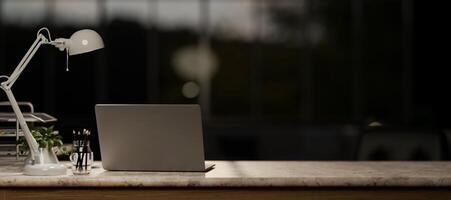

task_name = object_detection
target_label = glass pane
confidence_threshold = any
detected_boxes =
[1,0,46,25]
[157,0,200,103]
[54,0,99,26]
[157,0,200,31]
[105,0,152,27]
[209,0,258,41]
[209,0,258,117]
[363,0,404,123]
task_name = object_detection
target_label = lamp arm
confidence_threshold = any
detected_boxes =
[4,34,47,88]
[0,34,49,161]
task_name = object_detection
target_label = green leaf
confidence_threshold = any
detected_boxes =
[33,131,43,138]
[19,126,65,151]
[40,140,48,148]
[55,139,63,147]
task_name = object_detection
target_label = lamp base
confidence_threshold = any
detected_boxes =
[23,163,67,176]
[23,147,67,176]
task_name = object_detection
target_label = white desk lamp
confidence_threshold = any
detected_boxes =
[0,28,104,176]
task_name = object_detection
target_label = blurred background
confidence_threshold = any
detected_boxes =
[0,0,450,161]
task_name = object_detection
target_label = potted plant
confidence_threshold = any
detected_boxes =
[18,126,63,155]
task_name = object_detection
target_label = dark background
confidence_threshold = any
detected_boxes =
[0,0,450,160]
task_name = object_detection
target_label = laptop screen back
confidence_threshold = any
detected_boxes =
[95,104,206,171]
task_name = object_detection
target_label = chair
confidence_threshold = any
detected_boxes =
[356,128,449,160]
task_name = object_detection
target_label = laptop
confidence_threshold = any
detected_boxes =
[95,104,214,172]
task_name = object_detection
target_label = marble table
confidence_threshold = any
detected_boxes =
[1,160,451,199]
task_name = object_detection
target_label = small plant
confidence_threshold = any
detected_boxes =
[18,126,63,154]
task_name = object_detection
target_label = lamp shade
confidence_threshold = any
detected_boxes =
[68,29,104,56]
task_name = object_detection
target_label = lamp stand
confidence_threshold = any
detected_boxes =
[0,30,66,176]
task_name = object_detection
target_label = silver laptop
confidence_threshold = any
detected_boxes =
[95,104,214,172]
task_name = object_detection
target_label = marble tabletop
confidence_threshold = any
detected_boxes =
[1,159,451,187]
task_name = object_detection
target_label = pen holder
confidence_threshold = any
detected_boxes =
[70,139,93,175]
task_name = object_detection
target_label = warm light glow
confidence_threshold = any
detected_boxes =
[172,45,218,82]
[182,81,200,98]
[368,121,383,127]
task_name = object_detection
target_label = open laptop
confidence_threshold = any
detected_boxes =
[95,104,214,172]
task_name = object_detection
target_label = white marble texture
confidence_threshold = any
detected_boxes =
[1,159,451,187]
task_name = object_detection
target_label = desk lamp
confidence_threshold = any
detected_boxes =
[0,28,104,175]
